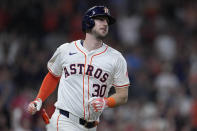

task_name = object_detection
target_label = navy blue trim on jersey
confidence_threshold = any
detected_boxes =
[81,40,84,46]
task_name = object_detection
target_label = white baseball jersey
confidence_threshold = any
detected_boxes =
[47,40,130,121]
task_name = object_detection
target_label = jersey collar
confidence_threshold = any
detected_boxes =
[75,40,108,55]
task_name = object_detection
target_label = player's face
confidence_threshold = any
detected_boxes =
[91,16,109,39]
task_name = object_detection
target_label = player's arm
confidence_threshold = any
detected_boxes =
[36,72,60,101]
[27,72,60,115]
[89,87,129,112]
[107,86,128,107]
[27,45,63,115]
[106,55,130,108]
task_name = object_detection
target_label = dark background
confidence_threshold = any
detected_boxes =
[0,0,197,130]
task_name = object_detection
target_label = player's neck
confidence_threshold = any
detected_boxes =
[83,34,103,52]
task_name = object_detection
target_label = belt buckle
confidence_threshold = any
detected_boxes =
[84,121,93,129]
[80,118,99,129]
[84,121,99,129]
[84,122,88,127]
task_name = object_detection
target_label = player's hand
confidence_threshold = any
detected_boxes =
[89,97,108,112]
[27,98,42,115]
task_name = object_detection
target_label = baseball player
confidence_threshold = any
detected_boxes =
[27,6,130,131]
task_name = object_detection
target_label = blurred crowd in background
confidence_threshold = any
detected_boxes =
[0,0,197,131]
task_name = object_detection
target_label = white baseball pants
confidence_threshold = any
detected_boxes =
[46,109,97,131]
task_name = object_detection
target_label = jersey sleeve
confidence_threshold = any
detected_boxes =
[112,55,130,88]
[47,46,63,77]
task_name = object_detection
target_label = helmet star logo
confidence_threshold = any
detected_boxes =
[92,11,95,15]
[104,7,109,14]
